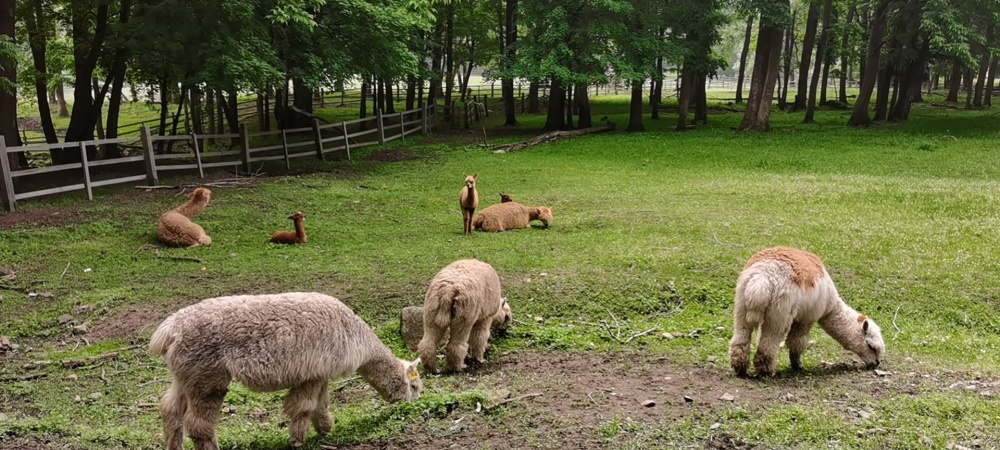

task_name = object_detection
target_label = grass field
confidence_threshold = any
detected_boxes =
[2,97,1000,449]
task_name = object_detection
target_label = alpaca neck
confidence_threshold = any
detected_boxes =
[293,219,306,242]
[817,301,866,355]
[357,346,404,400]
[528,208,540,220]
[174,199,207,219]
[462,187,477,208]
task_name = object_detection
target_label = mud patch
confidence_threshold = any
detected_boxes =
[0,205,87,230]
[363,149,419,163]
[83,299,192,343]
[704,433,756,449]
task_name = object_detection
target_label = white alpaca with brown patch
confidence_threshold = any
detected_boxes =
[417,259,507,373]
[459,174,479,235]
[728,247,885,378]
[150,292,422,450]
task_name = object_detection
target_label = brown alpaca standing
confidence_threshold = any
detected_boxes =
[500,192,512,203]
[157,187,213,247]
[270,211,308,244]
[459,174,479,235]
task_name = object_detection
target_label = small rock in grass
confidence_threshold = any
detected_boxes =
[660,332,675,340]
[780,393,797,402]
[715,326,725,331]
[687,329,702,338]
[683,395,694,403]
[719,393,735,402]
[534,316,544,323]
[74,395,82,403]
[0,413,7,422]
[65,374,78,381]
[874,369,891,377]
[0,336,10,352]
[709,422,721,430]
[706,356,717,363]
[57,314,74,325]
[72,324,88,334]
[72,305,94,315]
[88,392,102,400]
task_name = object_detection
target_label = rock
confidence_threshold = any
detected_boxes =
[719,393,735,402]
[979,390,993,397]
[74,395,82,403]
[493,150,506,154]
[65,374,78,381]
[709,422,721,430]
[250,407,267,418]
[688,329,703,338]
[88,392,102,400]
[0,336,10,352]
[72,305,94,315]
[715,326,725,331]
[72,324,88,334]
[539,272,548,277]
[57,314,75,325]
[660,332,676,340]
[683,395,694,403]
[641,400,656,408]
[399,306,425,352]
[534,316,544,323]
[706,356,718,363]
[222,406,237,415]
[0,412,7,422]
[37,292,54,299]
[874,370,891,377]
[780,393,797,402]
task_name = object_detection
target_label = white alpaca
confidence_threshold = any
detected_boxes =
[417,259,507,374]
[150,292,422,450]
[728,247,885,377]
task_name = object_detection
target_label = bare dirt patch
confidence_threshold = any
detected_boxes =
[83,298,195,343]
[363,148,420,163]
[0,205,87,230]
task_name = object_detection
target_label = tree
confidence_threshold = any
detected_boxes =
[792,0,820,111]
[847,0,890,126]
[1,1,17,168]
[738,0,791,131]
[736,15,754,104]
[803,0,833,123]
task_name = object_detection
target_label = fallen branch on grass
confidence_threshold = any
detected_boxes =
[489,124,614,153]
[600,308,657,344]
[485,392,543,411]
[62,351,120,369]
[133,177,260,191]
[0,372,48,382]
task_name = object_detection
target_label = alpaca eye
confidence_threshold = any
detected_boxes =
[867,343,877,352]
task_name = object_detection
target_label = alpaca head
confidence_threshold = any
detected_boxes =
[377,357,423,402]
[531,207,553,228]
[191,187,212,205]
[464,174,477,190]
[855,315,885,369]
[288,211,306,222]
[491,296,513,336]
[499,192,512,203]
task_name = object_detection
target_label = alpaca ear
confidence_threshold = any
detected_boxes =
[411,357,421,366]
[473,173,478,179]
[862,319,870,334]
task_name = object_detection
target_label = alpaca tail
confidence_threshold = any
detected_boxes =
[736,271,777,326]
[149,315,179,356]
[426,284,461,329]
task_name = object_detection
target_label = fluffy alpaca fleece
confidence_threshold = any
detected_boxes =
[400,299,511,352]
[157,187,212,247]
[499,192,513,203]
[728,247,886,378]
[270,211,307,244]
[472,201,552,232]
[150,292,422,450]
[417,259,507,373]
[460,174,479,235]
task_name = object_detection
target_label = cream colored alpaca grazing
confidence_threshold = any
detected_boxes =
[460,174,479,235]
[150,293,422,450]
[417,259,507,373]
[473,201,552,232]
[157,187,213,247]
[728,247,886,378]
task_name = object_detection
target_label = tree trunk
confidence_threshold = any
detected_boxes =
[360,80,369,121]
[804,0,833,124]
[206,87,216,135]
[974,27,994,108]
[223,88,239,133]
[292,78,313,127]
[543,80,566,131]
[406,75,416,111]
[739,0,788,132]
[848,0,890,126]
[60,2,110,164]
[874,70,891,121]
[779,10,796,108]
[502,0,518,125]
[627,81,645,132]
[677,69,693,130]
[24,0,59,143]
[263,88,271,131]
[528,81,540,113]
[839,5,856,103]
[793,1,821,111]
[946,59,963,102]
[964,67,974,108]
[103,1,132,158]
[736,16,754,104]
[428,12,444,106]
[564,84,573,128]
[986,58,998,107]
[576,84,591,128]
[56,82,69,117]
[191,85,204,134]
[92,78,105,141]
[694,74,708,125]
[444,2,456,123]
[155,79,169,153]
[1,0,19,170]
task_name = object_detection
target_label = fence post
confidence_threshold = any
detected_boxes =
[342,121,351,161]
[239,124,252,174]
[78,141,93,201]
[312,119,326,161]
[0,136,16,212]
[280,129,291,170]
[190,133,205,178]
[140,125,159,186]
[400,111,406,138]
[376,108,385,146]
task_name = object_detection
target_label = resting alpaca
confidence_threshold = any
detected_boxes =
[460,174,479,235]
[500,192,513,203]
[270,211,308,244]
[417,259,506,373]
[472,201,552,232]
[728,247,886,378]
[150,292,422,450]
[400,299,511,352]
[157,187,212,247]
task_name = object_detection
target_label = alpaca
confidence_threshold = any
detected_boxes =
[157,187,212,247]
[472,201,552,232]
[500,192,513,203]
[728,247,886,378]
[150,292,422,450]
[459,174,479,235]
[417,259,506,373]
[400,298,512,352]
[270,211,308,244]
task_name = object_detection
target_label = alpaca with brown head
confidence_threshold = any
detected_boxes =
[500,192,512,203]
[459,174,479,235]
[270,211,308,244]
[157,187,213,247]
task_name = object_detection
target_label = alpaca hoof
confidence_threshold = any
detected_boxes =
[732,365,750,378]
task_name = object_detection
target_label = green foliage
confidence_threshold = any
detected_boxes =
[0,35,16,95]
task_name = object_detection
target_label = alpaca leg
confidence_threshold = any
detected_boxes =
[417,325,446,374]
[159,381,188,450]
[466,319,492,363]
[753,308,794,377]
[785,322,814,371]
[310,381,334,435]
[444,320,474,373]
[182,387,227,450]
[283,380,325,447]
[728,302,757,378]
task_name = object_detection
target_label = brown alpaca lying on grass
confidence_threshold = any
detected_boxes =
[460,174,479,235]
[270,211,307,244]
[157,187,212,247]
[473,201,552,232]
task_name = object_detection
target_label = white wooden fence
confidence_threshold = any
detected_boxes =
[0,105,433,212]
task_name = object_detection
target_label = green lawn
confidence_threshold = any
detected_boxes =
[1,98,999,449]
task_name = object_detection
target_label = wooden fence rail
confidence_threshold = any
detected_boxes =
[0,105,435,212]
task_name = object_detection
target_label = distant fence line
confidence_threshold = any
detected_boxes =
[0,105,435,212]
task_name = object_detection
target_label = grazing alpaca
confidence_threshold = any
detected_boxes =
[417,259,506,373]
[728,247,886,378]
[400,299,512,352]
[270,211,308,244]
[157,187,212,247]
[472,201,552,232]
[459,174,479,235]
[500,192,513,203]
[150,292,422,450]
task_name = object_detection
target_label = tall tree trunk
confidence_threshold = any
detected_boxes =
[848,0,890,126]
[986,59,998,107]
[503,0,518,125]
[191,85,204,134]
[359,80,369,121]
[651,53,664,118]
[263,88,271,131]
[793,1,821,111]
[575,84,591,128]
[444,2,456,123]
[694,74,708,125]
[874,70,891,121]
[223,88,239,133]
[428,13,444,105]
[406,75,416,111]
[839,5,856,103]
[527,81,540,113]
[293,78,313,127]
[677,70,694,130]
[779,10,796,108]
[543,80,566,131]
[103,0,132,158]
[206,87,216,135]
[1,0,19,170]
[155,79,169,153]
[24,0,59,143]
[92,78,105,141]
[736,15,754,104]
[564,84,573,128]
[56,82,69,117]
[60,2,110,164]
[974,27,994,108]
[627,80,645,132]
[804,0,833,124]
[739,0,789,132]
